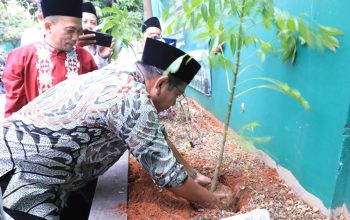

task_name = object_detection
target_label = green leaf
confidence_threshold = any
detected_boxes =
[183,1,190,15]
[225,58,235,73]
[201,3,209,22]
[218,53,226,68]
[190,13,196,28]
[234,77,311,111]
[209,35,219,53]
[209,54,218,69]
[281,38,297,64]
[319,25,344,36]
[323,35,340,52]
[243,35,256,46]
[230,1,237,14]
[193,31,212,41]
[163,55,185,76]
[299,21,313,46]
[263,18,271,30]
[238,121,260,133]
[298,36,306,45]
[163,8,170,21]
[209,0,216,17]
[207,17,215,31]
[192,0,202,8]
[219,0,224,11]
[101,20,115,33]
[260,40,271,53]
[237,64,261,78]
[287,17,297,33]
[244,136,272,144]
[273,81,311,110]
[102,7,121,14]
[258,49,266,62]
[230,34,237,56]
[165,18,176,35]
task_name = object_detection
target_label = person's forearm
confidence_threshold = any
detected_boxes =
[167,177,218,208]
[166,138,193,174]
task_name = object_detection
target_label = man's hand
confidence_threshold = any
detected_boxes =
[212,183,237,210]
[193,171,211,187]
[77,33,96,47]
[97,38,115,59]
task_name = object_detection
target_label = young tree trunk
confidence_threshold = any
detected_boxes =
[210,0,246,192]
[143,0,153,20]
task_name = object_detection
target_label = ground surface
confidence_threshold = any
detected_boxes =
[126,99,348,220]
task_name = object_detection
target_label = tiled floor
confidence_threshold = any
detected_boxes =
[88,151,129,220]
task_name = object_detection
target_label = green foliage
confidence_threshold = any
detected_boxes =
[234,121,272,150]
[165,0,342,64]
[164,0,342,125]
[1,0,39,17]
[88,0,114,8]
[2,0,144,21]
[235,77,311,110]
[98,6,143,58]
[90,0,143,19]
[0,1,34,47]
[164,0,343,191]
[114,0,143,13]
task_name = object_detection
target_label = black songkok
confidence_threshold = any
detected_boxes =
[141,17,161,33]
[82,2,97,17]
[41,0,83,18]
[142,38,201,84]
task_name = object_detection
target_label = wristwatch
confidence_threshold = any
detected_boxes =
[190,169,198,179]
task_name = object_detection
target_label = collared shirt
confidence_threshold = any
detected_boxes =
[0,63,187,219]
[2,41,98,117]
[84,45,109,69]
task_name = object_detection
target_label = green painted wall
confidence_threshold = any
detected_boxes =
[344,109,350,208]
[332,106,350,209]
[165,0,350,210]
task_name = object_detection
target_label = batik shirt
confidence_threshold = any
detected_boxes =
[0,63,187,219]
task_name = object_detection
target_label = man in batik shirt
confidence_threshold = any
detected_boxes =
[2,0,97,118]
[0,38,234,219]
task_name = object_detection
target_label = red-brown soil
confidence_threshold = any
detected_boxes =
[125,100,345,220]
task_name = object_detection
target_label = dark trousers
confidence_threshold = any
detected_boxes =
[0,170,97,220]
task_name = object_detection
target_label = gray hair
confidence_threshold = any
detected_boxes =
[44,16,60,24]
[135,61,163,80]
[135,61,185,88]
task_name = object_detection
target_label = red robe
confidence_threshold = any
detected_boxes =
[2,41,98,117]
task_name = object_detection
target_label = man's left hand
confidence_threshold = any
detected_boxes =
[97,38,115,59]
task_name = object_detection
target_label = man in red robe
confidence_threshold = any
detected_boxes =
[2,0,97,118]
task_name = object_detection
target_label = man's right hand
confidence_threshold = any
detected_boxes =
[212,183,237,210]
[193,171,211,186]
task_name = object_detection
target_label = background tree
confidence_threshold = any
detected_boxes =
[0,0,37,18]
[0,1,34,48]
[90,0,143,19]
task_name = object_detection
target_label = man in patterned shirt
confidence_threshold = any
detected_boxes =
[2,0,97,118]
[0,38,234,219]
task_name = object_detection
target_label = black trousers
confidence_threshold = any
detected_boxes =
[0,170,97,220]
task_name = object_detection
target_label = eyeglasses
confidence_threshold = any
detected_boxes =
[173,84,186,102]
